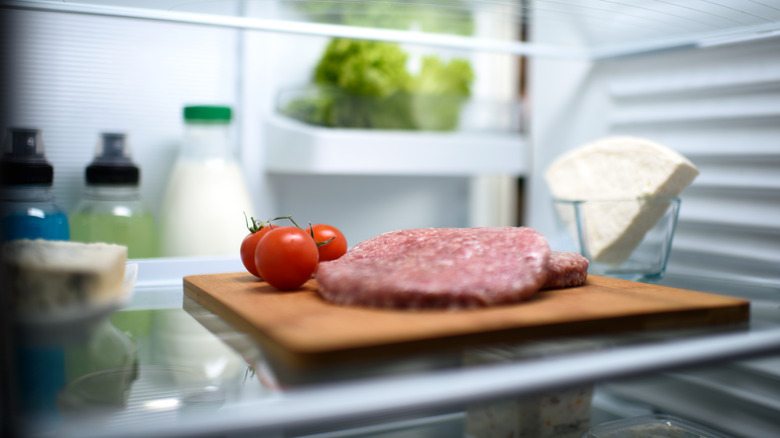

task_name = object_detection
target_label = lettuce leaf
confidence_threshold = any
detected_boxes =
[285,38,474,130]
[314,39,411,98]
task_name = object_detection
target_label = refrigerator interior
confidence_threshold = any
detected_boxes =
[2,1,780,437]
[1,1,525,247]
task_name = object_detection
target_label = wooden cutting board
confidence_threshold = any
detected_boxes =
[183,273,749,368]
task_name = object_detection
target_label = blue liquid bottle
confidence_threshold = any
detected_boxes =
[1,127,69,430]
[0,127,69,241]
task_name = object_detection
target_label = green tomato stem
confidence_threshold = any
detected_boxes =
[244,212,265,233]
[308,221,336,247]
[248,215,335,247]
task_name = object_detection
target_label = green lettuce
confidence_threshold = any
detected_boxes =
[410,56,475,130]
[289,2,475,36]
[284,38,474,131]
[314,39,411,98]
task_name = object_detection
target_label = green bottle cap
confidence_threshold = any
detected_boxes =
[183,105,232,123]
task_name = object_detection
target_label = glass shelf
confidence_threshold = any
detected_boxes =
[7,0,780,59]
[21,256,780,438]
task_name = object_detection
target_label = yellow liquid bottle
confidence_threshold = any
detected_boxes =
[70,133,157,258]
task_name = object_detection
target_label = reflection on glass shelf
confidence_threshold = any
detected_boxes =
[10,1,780,59]
[48,308,272,435]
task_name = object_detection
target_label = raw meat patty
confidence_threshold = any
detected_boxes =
[542,251,589,289]
[316,227,551,310]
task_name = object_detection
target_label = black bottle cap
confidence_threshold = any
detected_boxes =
[0,127,54,185]
[85,133,140,185]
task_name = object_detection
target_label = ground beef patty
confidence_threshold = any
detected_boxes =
[315,227,551,310]
[543,251,589,289]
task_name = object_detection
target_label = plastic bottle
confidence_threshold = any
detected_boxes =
[0,127,69,242]
[69,133,158,258]
[0,127,69,428]
[66,133,144,400]
[159,105,254,256]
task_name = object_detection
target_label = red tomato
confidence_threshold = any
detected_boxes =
[255,226,319,290]
[306,224,348,262]
[240,224,273,278]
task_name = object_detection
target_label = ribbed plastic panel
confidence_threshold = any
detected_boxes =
[601,36,780,291]
[584,35,780,438]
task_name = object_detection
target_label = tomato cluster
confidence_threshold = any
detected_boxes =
[240,215,347,290]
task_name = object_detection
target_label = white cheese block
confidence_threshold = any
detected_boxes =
[2,239,128,315]
[545,136,699,265]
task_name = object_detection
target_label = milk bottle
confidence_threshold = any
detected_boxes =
[159,105,254,256]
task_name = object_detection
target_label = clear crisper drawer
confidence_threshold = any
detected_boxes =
[264,114,527,176]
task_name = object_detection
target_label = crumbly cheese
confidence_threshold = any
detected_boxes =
[545,136,699,264]
[2,239,127,315]
[464,344,594,438]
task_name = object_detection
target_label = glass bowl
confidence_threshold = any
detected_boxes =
[552,197,681,283]
[584,414,731,438]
